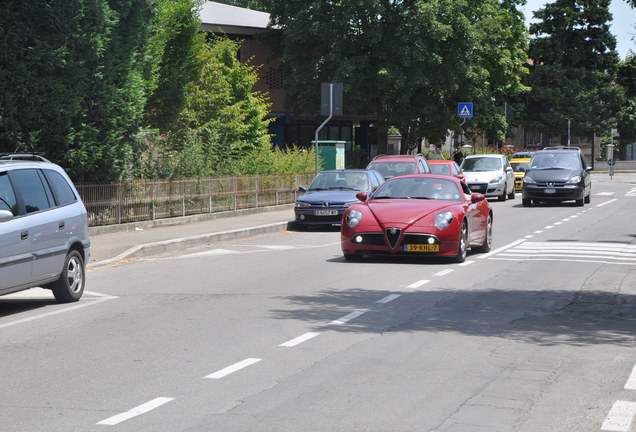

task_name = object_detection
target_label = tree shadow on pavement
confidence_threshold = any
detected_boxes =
[270,287,636,347]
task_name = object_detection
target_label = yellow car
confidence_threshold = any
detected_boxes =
[510,157,531,191]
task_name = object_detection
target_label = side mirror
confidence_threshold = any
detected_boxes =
[0,210,13,222]
[356,191,368,201]
[586,166,592,172]
[471,193,486,203]
[298,186,307,192]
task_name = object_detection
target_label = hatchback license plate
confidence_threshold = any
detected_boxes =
[544,188,556,194]
[405,244,439,252]
[314,209,338,216]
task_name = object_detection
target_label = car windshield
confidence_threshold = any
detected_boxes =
[462,157,502,172]
[530,153,580,170]
[429,164,451,175]
[309,172,369,191]
[373,177,462,201]
[367,161,416,179]
[510,162,529,172]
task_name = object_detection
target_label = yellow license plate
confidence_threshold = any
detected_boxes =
[405,244,439,252]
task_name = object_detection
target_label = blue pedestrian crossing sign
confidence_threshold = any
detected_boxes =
[458,102,473,118]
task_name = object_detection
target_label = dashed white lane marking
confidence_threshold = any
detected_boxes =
[524,235,534,239]
[478,239,526,259]
[407,280,430,289]
[205,358,262,379]
[601,401,636,431]
[597,198,618,207]
[597,192,616,196]
[97,397,174,426]
[545,225,555,229]
[534,230,544,234]
[279,332,320,347]
[625,363,636,390]
[458,260,475,267]
[376,294,401,304]
[330,311,364,325]
[434,269,453,276]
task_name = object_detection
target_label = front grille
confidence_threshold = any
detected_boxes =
[534,182,568,187]
[403,234,440,245]
[385,228,402,249]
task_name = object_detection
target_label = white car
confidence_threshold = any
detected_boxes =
[460,154,515,201]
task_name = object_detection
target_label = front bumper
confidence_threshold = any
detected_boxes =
[295,207,346,225]
[522,184,584,202]
[467,182,506,197]
[341,231,458,257]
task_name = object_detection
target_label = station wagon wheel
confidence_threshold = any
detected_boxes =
[453,222,468,263]
[473,214,492,254]
[49,250,85,303]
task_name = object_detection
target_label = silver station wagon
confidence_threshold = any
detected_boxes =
[0,154,90,302]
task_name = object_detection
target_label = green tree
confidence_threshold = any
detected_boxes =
[261,0,528,154]
[616,53,636,145]
[148,36,273,178]
[211,0,267,11]
[522,0,623,145]
[144,0,204,132]
[0,0,154,182]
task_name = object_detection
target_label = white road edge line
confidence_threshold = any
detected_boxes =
[205,358,262,379]
[434,269,453,277]
[376,294,401,304]
[330,311,364,325]
[279,332,320,347]
[0,296,117,330]
[601,400,636,431]
[625,363,636,390]
[458,260,475,266]
[97,397,174,426]
[478,239,526,259]
[407,280,430,289]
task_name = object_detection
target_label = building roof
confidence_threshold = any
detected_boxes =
[199,2,270,36]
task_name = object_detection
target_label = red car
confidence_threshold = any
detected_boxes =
[341,174,492,263]
[427,159,466,182]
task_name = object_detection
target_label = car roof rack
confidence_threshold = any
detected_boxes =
[0,153,51,162]
[541,146,581,151]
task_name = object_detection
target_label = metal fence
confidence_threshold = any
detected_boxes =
[76,173,314,227]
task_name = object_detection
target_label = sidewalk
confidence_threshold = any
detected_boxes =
[87,204,296,268]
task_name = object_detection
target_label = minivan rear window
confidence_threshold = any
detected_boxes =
[11,169,52,213]
[45,170,77,206]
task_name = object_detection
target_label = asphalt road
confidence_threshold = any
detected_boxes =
[1,174,635,432]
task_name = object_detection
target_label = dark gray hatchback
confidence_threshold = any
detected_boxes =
[0,154,90,302]
[521,147,592,207]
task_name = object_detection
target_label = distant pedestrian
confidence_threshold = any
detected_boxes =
[452,147,464,165]
[432,148,444,160]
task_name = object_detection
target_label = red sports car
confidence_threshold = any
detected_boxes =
[341,174,493,263]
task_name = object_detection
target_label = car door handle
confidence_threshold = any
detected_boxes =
[21,230,28,240]
[58,221,65,230]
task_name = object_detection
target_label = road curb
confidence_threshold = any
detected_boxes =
[88,221,295,268]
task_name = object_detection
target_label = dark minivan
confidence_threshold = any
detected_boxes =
[521,146,592,207]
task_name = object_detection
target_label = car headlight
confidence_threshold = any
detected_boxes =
[346,210,363,228]
[566,176,581,184]
[523,176,536,184]
[344,200,358,208]
[295,201,311,208]
[490,175,504,184]
[435,211,453,230]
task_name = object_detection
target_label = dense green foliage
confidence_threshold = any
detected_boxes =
[616,53,636,145]
[210,0,267,11]
[521,0,623,144]
[261,0,528,153]
[138,36,276,178]
[144,0,204,132]
[0,0,154,182]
